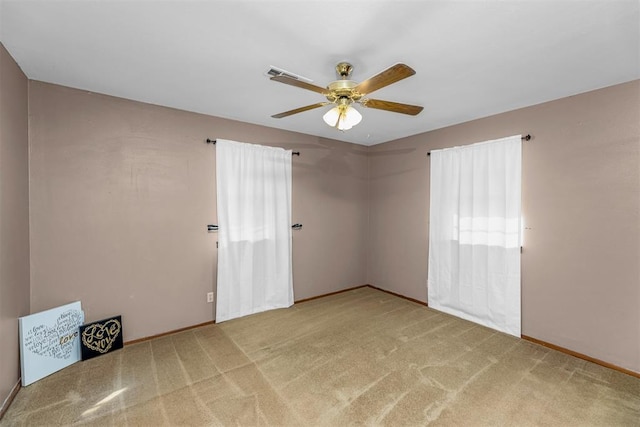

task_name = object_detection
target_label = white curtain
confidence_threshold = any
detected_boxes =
[428,135,522,336]
[215,139,293,322]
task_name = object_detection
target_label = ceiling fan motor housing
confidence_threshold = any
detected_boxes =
[326,79,361,103]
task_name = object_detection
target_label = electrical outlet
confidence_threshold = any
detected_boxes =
[207,292,214,303]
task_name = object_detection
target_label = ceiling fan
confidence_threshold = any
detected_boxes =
[270,62,423,131]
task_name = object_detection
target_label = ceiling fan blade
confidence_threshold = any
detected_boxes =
[270,75,329,95]
[354,63,416,96]
[272,102,329,119]
[361,99,423,116]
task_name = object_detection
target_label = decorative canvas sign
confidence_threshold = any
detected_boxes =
[80,315,123,360]
[19,301,84,386]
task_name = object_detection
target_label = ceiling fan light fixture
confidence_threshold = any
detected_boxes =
[323,104,362,131]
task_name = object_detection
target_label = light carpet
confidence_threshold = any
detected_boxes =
[2,287,639,426]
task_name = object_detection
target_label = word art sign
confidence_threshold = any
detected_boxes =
[80,315,123,360]
[19,301,84,386]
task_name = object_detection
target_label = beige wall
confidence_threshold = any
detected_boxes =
[0,44,30,409]
[28,82,369,342]
[368,80,640,374]
[20,75,640,384]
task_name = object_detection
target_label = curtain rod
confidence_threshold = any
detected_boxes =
[206,139,300,156]
[427,134,531,156]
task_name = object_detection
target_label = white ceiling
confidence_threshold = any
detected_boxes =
[1,1,638,146]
